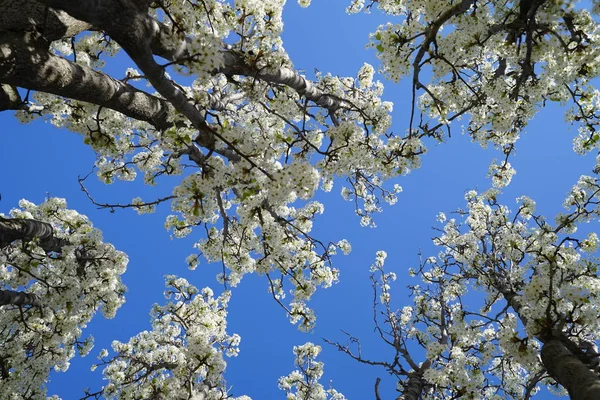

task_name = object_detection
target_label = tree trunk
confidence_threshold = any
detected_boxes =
[0,216,68,252]
[541,338,600,400]
[397,373,424,400]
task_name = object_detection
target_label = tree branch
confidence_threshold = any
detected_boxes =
[219,51,346,112]
[541,338,600,400]
[0,216,68,252]
[396,373,425,400]
[0,30,174,130]
[0,0,91,41]
[0,289,42,307]
[37,1,347,114]
[27,0,106,28]
[0,84,24,111]
[31,1,343,169]
[35,0,217,146]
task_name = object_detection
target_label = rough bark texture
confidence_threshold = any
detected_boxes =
[0,289,41,307]
[0,0,90,41]
[0,31,173,129]
[0,84,22,111]
[0,216,68,252]
[397,373,424,400]
[35,0,218,143]
[541,338,600,400]
[220,51,345,112]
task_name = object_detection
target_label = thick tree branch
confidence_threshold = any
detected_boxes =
[148,21,346,112]
[29,2,332,171]
[34,0,216,143]
[0,216,68,252]
[0,0,91,41]
[488,264,600,398]
[219,51,345,112]
[541,339,600,400]
[397,373,425,400]
[37,1,347,115]
[127,49,217,148]
[27,0,105,28]
[0,31,173,129]
[0,32,243,166]
[0,84,24,111]
[0,29,170,125]
[0,289,42,307]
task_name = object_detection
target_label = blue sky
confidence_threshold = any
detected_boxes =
[1,1,597,399]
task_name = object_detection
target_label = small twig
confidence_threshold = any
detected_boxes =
[78,171,175,212]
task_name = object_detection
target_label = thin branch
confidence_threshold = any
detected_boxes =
[78,174,175,212]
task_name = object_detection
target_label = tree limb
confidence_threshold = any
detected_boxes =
[0,289,42,307]
[219,51,345,112]
[541,338,600,400]
[0,0,91,41]
[26,2,339,169]
[0,84,24,111]
[396,373,425,400]
[0,216,68,252]
[36,0,347,115]
[0,30,174,130]
[34,0,217,145]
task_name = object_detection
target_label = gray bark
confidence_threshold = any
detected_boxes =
[0,289,41,307]
[0,84,22,111]
[148,21,347,112]
[220,51,345,112]
[397,373,424,400]
[0,0,90,41]
[0,30,173,130]
[541,338,600,400]
[0,216,68,252]
[35,0,218,147]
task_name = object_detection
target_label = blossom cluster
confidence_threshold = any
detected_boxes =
[421,182,600,397]
[0,198,127,399]
[95,276,248,400]
[352,1,600,187]
[278,342,345,400]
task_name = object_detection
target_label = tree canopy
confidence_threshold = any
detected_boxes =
[1,0,600,399]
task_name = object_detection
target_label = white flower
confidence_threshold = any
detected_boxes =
[337,239,352,255]
[436,212,446,223]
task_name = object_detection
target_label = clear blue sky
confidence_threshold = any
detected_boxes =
[0,1,596,398]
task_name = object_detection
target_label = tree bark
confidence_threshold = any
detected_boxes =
[0,30,173,130]
[541,338,600,400]
[0,0,346,148]
[0,289,41,307]
[0,0,90,41]
[0,84,22,111]
[219,51,345,112]
[0,0,91,41]
[396,373,424,400]
[0,216,68,252]
[35,0,218,146]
